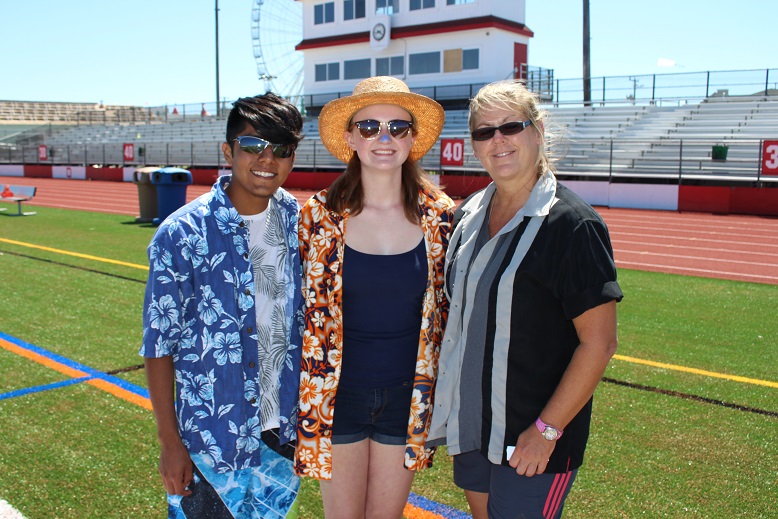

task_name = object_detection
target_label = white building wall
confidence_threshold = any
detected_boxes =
[300,0,526,39]
[382,0,525,27]
[299,0,531,97]
[305,29,528,95]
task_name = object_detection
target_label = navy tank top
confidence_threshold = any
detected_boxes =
[340,238,428,389]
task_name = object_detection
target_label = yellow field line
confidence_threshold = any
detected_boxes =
[1,331,771,519]
[3,237,775,391]
[0,237,148,270]
[613,354,778,388]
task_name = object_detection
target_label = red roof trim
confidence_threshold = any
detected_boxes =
[296,34,369,50]
[296,16,533,51]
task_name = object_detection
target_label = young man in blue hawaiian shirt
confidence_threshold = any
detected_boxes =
[140,93,305,518]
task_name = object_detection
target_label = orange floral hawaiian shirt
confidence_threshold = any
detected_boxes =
[295,187,454,479]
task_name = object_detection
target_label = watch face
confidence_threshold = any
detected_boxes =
[542,427,560,441]
[373,23,386,41]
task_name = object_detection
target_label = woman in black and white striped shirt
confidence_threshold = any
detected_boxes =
[428,80,623,519]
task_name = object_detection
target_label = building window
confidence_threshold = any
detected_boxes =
[344,58,371,80]
[376,56,404,76]
[463,48,479,70]
[446,0,475,4]
[376,0,399,14]
[410,0,435,10]
[409,51,440,75]
[314,2,335,24]
[315,62,340,81]
[344,0,365,20]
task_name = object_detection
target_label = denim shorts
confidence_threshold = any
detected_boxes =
[331,380,413,446]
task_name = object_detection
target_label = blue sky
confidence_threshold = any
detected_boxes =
[0,0,775,106]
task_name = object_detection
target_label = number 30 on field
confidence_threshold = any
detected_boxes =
[440,138,464,167]
[763,140,778,176]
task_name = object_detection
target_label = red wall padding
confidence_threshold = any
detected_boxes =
[730,187,778,216]
[678,185,778,216]
[191,169,219,186]
[439,174,491,198]
[285,171,342,190]
[86,167,123,182]
[24,165,52,178]
[678,186,730,213]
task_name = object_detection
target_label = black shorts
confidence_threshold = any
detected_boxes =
[331,380,413,446]
[453,449,578,519]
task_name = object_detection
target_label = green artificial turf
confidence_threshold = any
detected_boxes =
[0,207,775,518]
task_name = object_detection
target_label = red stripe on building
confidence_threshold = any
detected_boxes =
[296,16,533,50]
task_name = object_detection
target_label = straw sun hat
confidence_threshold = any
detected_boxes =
[318,76,445,163]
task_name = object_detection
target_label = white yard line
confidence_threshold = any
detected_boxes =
[0,500,26,519]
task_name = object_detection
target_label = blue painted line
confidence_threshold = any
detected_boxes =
[0,330,149,400]
[408,492,472,519]
[0,376,92,401]
[2,331,472,519]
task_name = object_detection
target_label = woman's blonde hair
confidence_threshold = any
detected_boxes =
[468,80,560,177]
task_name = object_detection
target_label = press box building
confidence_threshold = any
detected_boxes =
[295,0,538,112]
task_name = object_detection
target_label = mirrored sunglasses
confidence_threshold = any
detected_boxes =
[233,135,295,158]
[351,119,414,140]
[471,120,533,142]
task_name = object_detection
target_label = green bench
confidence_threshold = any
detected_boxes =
[1,184,37,216]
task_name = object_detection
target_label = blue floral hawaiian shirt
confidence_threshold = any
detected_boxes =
[140,175,303,473]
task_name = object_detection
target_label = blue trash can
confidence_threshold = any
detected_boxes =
[151,167,192,225]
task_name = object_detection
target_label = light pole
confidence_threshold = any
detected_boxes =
[583,0,591,106]
[215,0,221,118]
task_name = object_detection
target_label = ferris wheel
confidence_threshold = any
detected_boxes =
[251,0,304,103]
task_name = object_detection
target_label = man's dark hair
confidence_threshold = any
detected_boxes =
[225,92,304,145]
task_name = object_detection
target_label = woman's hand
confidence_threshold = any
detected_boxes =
[508,424,556,477]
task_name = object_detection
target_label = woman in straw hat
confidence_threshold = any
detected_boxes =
[296,76,454,518]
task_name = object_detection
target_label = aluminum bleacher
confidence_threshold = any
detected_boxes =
[0,100,97,122]
[2,95,777,182]
[0,100,160,124]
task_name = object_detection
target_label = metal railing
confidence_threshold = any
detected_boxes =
[553,68,777,107]
[3,67,778,187]
[3,137,776,187]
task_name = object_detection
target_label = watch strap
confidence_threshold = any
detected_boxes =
[535,417,563,439]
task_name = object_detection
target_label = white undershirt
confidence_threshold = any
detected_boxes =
[242,206,286,431]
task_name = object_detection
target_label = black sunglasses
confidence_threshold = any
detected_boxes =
[233,135,296,158]
[471,120,533,142]
[350,119,414,140]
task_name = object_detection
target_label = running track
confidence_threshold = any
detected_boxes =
[3,176,778,285]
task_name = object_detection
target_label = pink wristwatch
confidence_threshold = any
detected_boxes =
[535,417,563,441]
